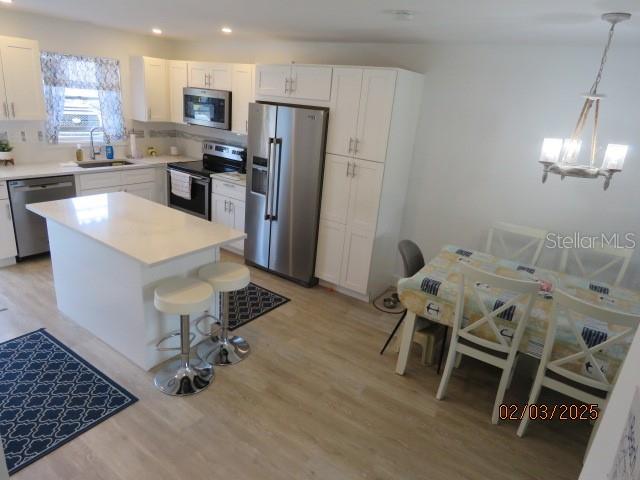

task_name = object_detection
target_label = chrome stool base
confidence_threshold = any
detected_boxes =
[198,335,250,366]
[154,358,214,396]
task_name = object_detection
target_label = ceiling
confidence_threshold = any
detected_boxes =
[4,0,640,43]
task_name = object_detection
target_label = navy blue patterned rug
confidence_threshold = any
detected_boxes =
[227,283,290,331]
[0,329,137,475]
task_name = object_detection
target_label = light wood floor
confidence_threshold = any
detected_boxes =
[0,252,587,480]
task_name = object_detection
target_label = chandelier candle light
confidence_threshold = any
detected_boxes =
[539,12,631,190]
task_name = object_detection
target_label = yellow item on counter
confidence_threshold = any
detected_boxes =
[75,144,84,162]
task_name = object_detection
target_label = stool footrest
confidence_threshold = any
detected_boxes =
[156,331,196,352]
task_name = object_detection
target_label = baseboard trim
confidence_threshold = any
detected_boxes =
[0,257,16,268]
[318,280,371,303]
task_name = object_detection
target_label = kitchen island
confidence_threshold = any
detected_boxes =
[27,192,245,370]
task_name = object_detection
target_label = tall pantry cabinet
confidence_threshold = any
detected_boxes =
[313,67,424,299]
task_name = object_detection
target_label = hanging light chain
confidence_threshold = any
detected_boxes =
[589,23,616,95]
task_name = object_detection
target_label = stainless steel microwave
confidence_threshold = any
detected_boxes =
[183,87,231,130]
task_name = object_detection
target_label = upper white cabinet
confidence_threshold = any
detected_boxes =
[255,64,332,101]
[169,61,187,124]
[231,64,254,134]
[0,36,45,121]
[188,62,232,91]
[131,56,170,122]
[327,68,396,163]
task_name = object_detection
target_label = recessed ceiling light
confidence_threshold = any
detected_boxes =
[0,0,13,4]
[152,28,163,35]
[221,26,232,34]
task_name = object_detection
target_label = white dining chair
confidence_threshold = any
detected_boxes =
[559,243,633,287]
[436,262,539,424]
[517,289,640,452]
[485,221,548,266]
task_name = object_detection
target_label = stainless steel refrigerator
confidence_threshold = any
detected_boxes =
[245,102,328,286]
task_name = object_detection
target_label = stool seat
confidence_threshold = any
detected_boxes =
[154,277,213,315]
[198,263,250,292]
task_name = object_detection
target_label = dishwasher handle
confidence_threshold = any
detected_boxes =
[10,181,75,193]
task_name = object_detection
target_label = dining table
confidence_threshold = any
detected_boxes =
[395,245,640,383]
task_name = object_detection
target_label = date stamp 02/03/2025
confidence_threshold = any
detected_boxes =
[499,403,600,421]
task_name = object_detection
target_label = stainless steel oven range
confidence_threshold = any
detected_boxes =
[167,141,246,220]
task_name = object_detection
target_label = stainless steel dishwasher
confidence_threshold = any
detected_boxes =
[8,176,76,259]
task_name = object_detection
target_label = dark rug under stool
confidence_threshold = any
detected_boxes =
[226,282,290,331]
[0,329,137,475]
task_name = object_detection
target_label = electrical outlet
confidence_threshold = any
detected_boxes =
[38,131,44,142]
[20,131,26,142]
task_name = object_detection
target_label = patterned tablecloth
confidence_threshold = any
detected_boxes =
[397,245,640,382]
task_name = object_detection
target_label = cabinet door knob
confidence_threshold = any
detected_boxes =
[354,138,360,155]
[10,103,16,118]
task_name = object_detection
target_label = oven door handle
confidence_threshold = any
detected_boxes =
[264,137,275,220]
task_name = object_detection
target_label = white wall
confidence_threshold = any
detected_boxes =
[0,9,176,164]
[399,43,640,289]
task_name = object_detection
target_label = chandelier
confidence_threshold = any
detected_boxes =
[539,12,631,190]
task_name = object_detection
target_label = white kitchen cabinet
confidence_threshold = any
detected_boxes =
[315,156,383,295]
[319,154,351,224]
[326,68,363,157]
[231,64,254,134]
[0,199,17,261]
[255,64,332,101]
[212,179,246,255]
[131,57,170,122]
[122,182,156,202]
[315,219,345,285]
[76,168,159,203]
[346,159,384,234]
[326,68,396,163]
[0,36,45,121]
[355,69,397,163]
[255,65,290,97]
[188,62,232,90]
[339,229,375,294]
[169,61,187,124]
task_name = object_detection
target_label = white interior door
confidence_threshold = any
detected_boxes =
[255,65,290,97]
[169,61,187,124]
[315,219,346,285]
[355,69,397,163]
[0,37,45,120]
[326,68,362,157]
[339,229,375,294]
[187,62,210,88]
[346,159,384,235]
[290,65,332,101]
[144,58,169,121]
[210,64,232,90]
[319,154,351,225]
[231,64,254,134]
[0,199,17,259]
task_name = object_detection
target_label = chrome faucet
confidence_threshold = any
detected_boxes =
[90,127,111,160]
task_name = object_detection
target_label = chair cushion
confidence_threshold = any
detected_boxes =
[154,276,213,315]
[198,262,250,293]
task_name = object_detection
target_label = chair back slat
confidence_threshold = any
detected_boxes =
[485,221,548,266]
[560,244,633,287]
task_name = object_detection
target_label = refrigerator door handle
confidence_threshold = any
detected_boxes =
[264,137,275,220]
[271,138,282,221]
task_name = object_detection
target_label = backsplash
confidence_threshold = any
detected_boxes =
[0,119,247,165]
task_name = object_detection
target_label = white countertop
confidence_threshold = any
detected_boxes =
[26,191,246,266]
[0,155,194,182]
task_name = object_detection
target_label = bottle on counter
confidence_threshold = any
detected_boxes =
[75,144,84,162]
[105,142,114,160]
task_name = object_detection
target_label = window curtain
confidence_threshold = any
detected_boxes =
[40,52,125,143]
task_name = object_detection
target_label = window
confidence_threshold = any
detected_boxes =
[41,52,125,144]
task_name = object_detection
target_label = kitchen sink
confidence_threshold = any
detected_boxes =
[76,160,134,169]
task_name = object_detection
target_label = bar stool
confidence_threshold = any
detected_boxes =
[154,276,214,396]
[197,263,251,366]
